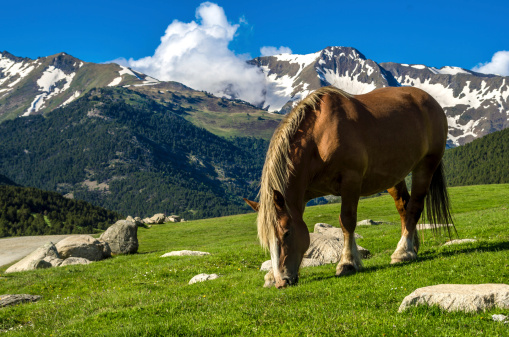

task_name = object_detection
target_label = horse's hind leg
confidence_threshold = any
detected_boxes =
[336,179,363,276]
[391,160,437,263]
[388,180,419,254]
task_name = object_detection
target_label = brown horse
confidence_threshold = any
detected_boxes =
[244,86,453,288]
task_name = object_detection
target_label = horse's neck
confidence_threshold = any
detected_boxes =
[285,150,313,217]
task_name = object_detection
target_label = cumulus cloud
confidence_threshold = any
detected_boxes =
[260,46,293,57]
[120,2,267,105]
[472,50,509,76]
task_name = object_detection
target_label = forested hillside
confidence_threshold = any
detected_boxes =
[443,127,508,186]
[0,184,121,238]
[0,87,269,219]
[0,173,18,186]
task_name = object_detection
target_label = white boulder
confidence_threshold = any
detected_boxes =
[189,273,220,285]
[399,284,509,313]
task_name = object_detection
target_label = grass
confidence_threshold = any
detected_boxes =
[0,184,508,336]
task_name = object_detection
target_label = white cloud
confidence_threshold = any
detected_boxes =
[472,50,509,76]
[260,46,293,57]
[119,2,267,105]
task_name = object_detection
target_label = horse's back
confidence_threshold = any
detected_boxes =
[313,86,448,195]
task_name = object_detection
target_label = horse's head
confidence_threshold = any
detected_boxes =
[244,190,310,288]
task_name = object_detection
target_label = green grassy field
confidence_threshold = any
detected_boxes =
[1,184,508,336]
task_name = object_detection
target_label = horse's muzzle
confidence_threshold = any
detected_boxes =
[276,275,299,289]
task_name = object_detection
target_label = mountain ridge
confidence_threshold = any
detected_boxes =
[251,46,509,146]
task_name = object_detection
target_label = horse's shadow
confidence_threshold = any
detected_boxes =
[303,240,509,283]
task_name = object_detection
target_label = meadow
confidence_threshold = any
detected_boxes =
[1,184,508,336]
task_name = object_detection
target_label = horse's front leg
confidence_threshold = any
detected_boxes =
[336,181,363,276]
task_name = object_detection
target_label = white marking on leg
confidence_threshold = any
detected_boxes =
[269,239,282,283]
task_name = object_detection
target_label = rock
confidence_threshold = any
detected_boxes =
[126,216,144,226]
[304,233,343,263]
[260,230,371,271]
[357,219,386,226]
[165,215,181,223]
[492,314,508,323]
[161,250,210,257]
[189,273,220,285]
[143,213,166,224]
[399,284,509,313]
[5,242,60,273]
[305,232,370,263]
[416,223,453,230]
[0,294,41,308]
[42,256,64,267]
[443,239,477,246]
[314,223,362,239]
[60,257,91,266]
[99,220,138,254]
[260,258,325,271]
[55,235,111,261]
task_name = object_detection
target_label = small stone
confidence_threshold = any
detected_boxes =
[314,223,362,239]
[143,213,166,224]
[161,250,210,257]
[165,215,181,223]
[0,294,41,308]
[443,239,477,246]
[492,314,508,322]
[189,273,220,285]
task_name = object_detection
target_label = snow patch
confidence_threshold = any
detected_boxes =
[108,77,122,87]
[432,66,470,75]
[318,68,377,95]
[275,52,321,69]
[61,91,81,107]
[22,66,76,115]
[0,55,37,87]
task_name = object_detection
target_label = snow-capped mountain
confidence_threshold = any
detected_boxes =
[0,51,159,122]
[249,47,399,113]
[251,46,509,146]
[2,47,508,146]
[380,62,509,146]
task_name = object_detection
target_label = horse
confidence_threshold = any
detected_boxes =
[244,86,453,288]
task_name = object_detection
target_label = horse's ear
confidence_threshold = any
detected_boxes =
[243,198,259,212]
[273,189,286,214]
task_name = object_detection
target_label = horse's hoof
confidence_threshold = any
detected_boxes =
[390,251,417,264]
[335,263,357,277]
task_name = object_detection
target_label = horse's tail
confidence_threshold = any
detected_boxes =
[424,160,456,237]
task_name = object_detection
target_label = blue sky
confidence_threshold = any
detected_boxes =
[1,0,508,71]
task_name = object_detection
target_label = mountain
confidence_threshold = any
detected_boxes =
[381,62,509,146]
[249,46,399,114]
[443,127,509,186]
[0,183,121,237]
[0,87,268,219]
[0,51,281,139]
[251,46,509,146]
[0,51,158,122]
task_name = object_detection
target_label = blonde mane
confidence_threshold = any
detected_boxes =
[257,86,352,249]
